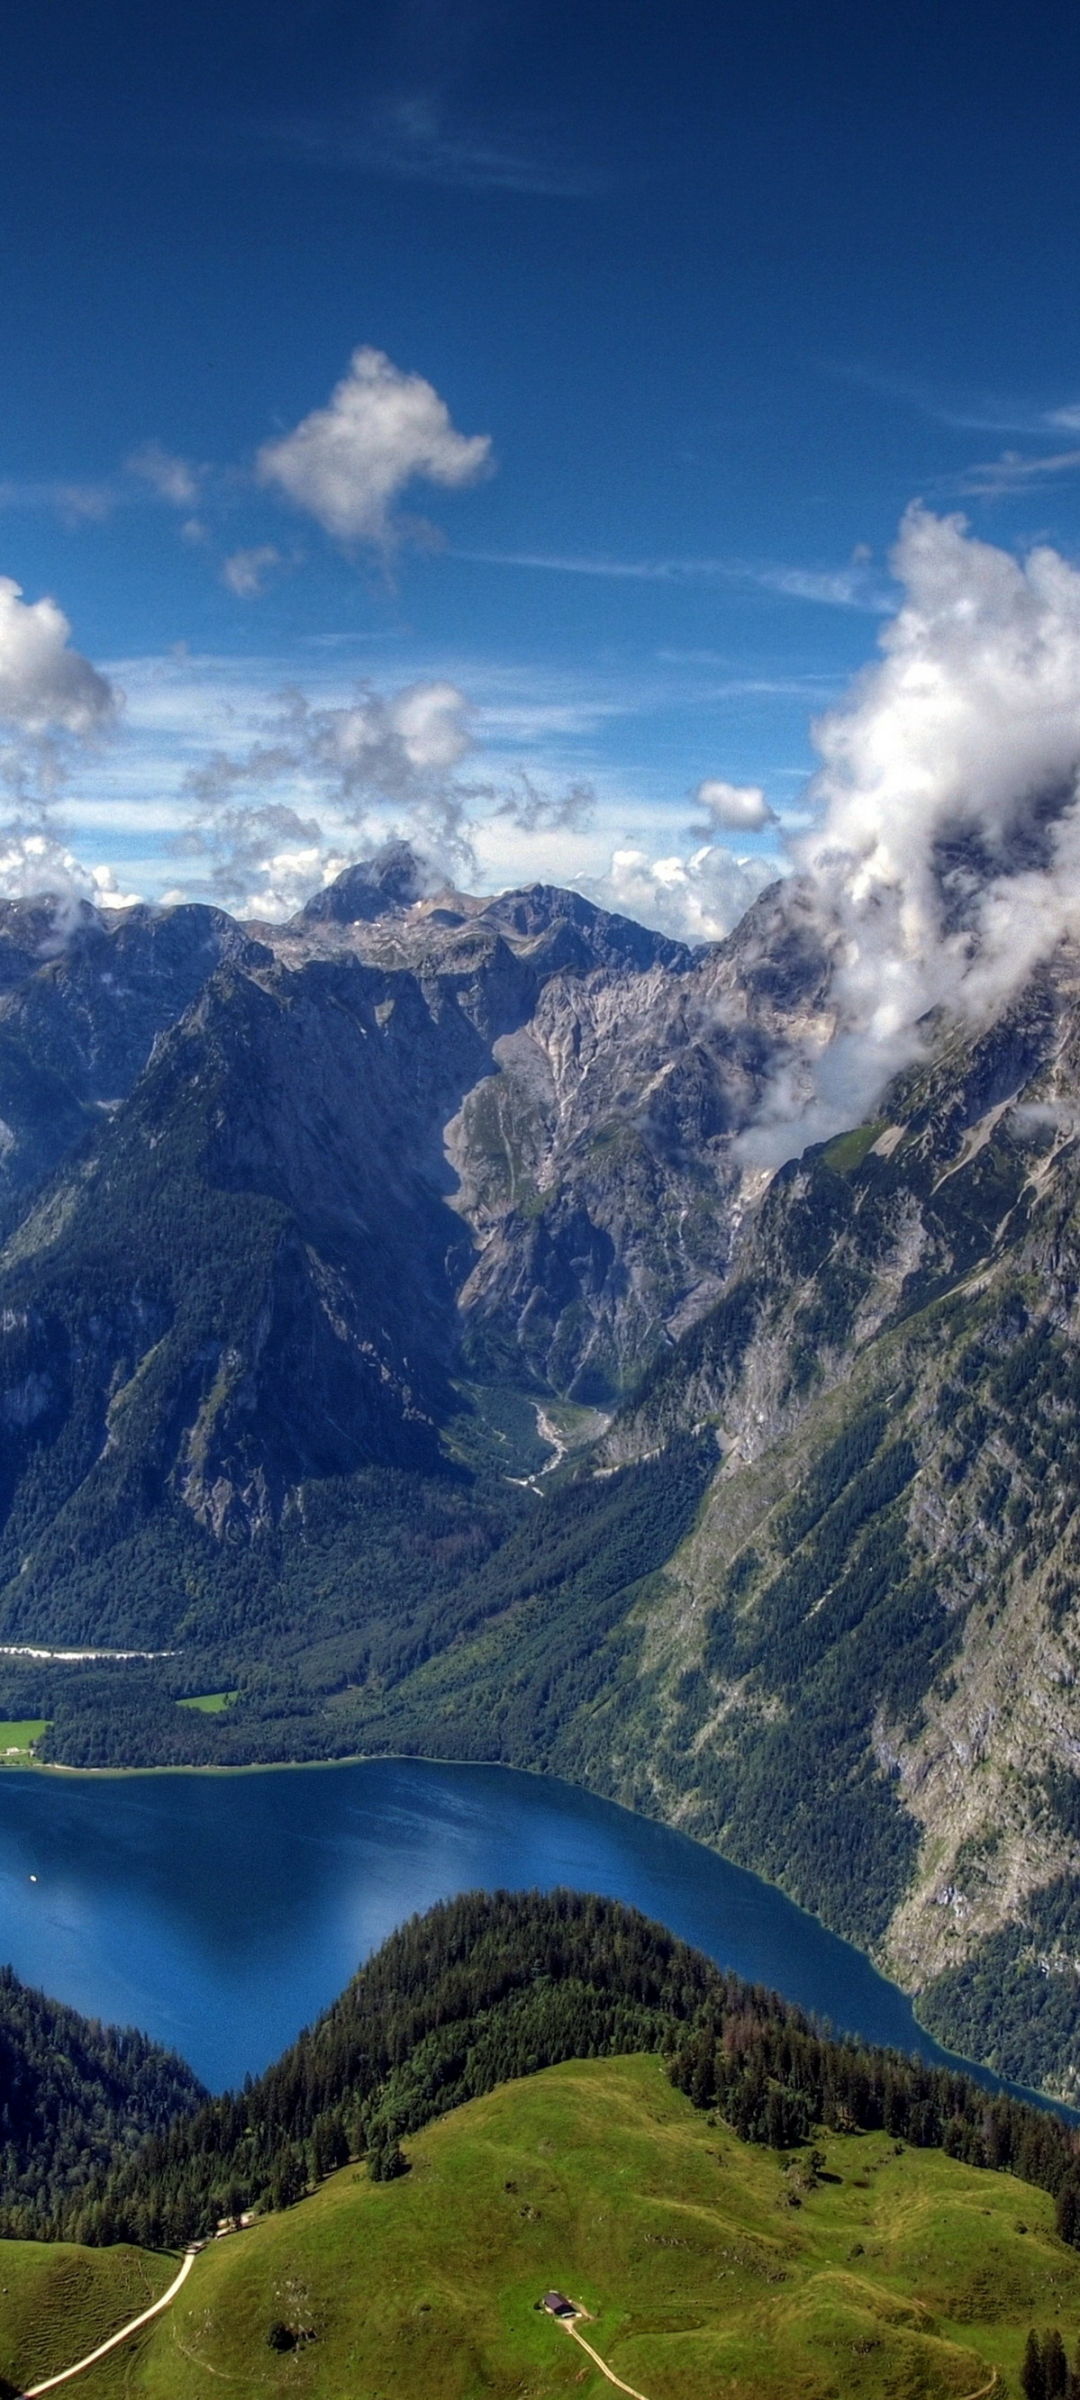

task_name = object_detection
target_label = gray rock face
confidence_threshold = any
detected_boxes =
[0,857,847,1539]
[0,900,271,1212]
[12,851,1080,2097]
[296,840,428,924]
[0,854,813,1541]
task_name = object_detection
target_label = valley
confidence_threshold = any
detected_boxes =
[5,857,1080,2093]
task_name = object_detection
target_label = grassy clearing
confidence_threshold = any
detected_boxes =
[821,1121,884,1174]
[0,1719,47,1763]
[176,1692,237,1714]
[0,2241,175,2397]
[13,2054,1080,2400]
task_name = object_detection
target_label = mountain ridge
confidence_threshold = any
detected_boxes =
[5,854,1080,2094]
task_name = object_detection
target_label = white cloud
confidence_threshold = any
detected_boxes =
[178,677,477,908]
[0,578,116,736]
[754,563,892,612]
[590,843,777,946]
[378,679,470,771]
[464,547,892,612]
[126,443,202,507]
[256,348,492,547]
[221,544,283,598]
[954,446,1080,498]
[744,504,1080,1161]
[692,777,775,832]
[89,861,144,907]
[0,830,97,908]
[802,504,1080,1017]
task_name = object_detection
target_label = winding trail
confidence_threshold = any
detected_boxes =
[20,2248,196,2396]
[557,2315,653,2400]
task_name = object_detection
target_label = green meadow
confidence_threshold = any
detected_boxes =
[0,1721,47,1765]
[0,2242,174,2396]
[6,2055,1080,2398]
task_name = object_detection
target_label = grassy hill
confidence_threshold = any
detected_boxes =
[8,2055,1080,2399]
[0,2241,174,2399]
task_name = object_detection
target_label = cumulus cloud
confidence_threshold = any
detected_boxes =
[178,678,478,910]
[744,504,1080,1160]
[692,777,775,834]
[256,348,492,547]
[0,578,116,736]
[589,843,777,946]
[0,578,122,910]
[221,544,283,598]
[176,672,605,917]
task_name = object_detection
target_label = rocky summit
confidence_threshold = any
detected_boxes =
[6,849,1080,2098]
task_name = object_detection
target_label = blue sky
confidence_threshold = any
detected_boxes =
[5,0,1080,930]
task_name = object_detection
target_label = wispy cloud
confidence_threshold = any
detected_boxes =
[252,92,608,198]
[952,445,1080,498]
[752,563,892,611]
[829,361,1065,438]
[0,447,205,527]
[221,544,284,598]
[0,479,116,527]
[460,548,892,610]
[125,442,203,507]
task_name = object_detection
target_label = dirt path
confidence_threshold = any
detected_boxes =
[21,2248,196,2396]
[556,2309,998,2400]
[557,2315,653,2400]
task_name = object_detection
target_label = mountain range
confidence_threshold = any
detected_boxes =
[3,845,1080,2097]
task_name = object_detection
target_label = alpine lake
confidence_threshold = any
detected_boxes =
[0,1755,1042,2102]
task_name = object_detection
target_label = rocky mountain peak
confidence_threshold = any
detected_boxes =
[296,841,429,927]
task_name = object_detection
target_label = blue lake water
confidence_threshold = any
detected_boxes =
[0,1756,1035,2099]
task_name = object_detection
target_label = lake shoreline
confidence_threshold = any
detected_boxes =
[0,1743,1067,2115]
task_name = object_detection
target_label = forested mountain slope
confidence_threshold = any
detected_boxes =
[0,1965,205,2239]
[17,1890,1080,2258]
[8,861,1080,2094]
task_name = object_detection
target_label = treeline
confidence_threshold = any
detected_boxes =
[0,1964,205,2240]
[26,1886,1080,2260]
[11,1889,1080,2258]
[58,1889,728,2246]
[668,2003,1080,2234]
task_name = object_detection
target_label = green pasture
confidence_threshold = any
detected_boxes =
[0,1720,47,1764]
[7,2055,1080,2396]
[176,1691,237,1714]
[0,2241,174,2398]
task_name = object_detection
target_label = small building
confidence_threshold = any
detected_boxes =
[542,2292,577,2318]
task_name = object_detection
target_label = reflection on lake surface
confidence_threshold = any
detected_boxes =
[0,1756,1022,2095]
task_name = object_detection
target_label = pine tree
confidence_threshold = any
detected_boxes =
[1045,2328,1069,2399]
[1023,2330,1047,2400]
